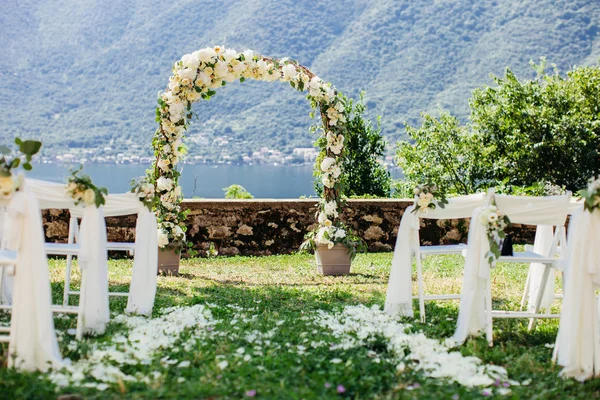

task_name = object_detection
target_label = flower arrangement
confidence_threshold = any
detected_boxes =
[65,167,108,208]
[300,199,366,260]
[130,176,156,211]
[479,202,511,264]
[581,176,600,213]
[411,183,448,215]
[152,46,349,251]
[0,138,42,199]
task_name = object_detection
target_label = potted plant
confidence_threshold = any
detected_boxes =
[301,217,366,275]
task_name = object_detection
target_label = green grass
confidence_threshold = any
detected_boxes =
[1,252,599,399]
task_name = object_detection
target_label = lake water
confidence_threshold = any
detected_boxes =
[29,164,403,198]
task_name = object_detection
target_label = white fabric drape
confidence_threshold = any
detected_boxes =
[453,193,571,344]
[385,194,486,318]
[526,200,584,311]
[30,182,159,316]
[453,206,489,343]
[78,206,110,334]
[72,193,159,315]
[4,182,63,371]
[553,208,600,381]
[126,207,158,315]
[27,178,110,334]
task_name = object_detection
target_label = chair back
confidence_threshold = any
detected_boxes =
[494,192,572,226]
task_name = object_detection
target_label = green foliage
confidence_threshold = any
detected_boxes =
[0,137,42,176]
[471,60,600,192]
[397,63,600,194]
[223,184,254,199]
[337,94,391,197]
[396,113,485,195]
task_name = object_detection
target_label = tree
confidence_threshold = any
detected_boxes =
[324,93,391,197]
[471,61,600,191]
[396,112,486,196]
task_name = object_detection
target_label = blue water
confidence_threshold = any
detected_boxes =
[29,163,403,198]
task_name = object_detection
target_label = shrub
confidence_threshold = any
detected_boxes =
[223,184,253,199]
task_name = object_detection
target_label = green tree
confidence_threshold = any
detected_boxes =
[471,61,600,191]
[223,184,254,199]
[396,112,486,196]
[326,94,391,197]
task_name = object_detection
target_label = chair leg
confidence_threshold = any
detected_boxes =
[416,254,425,323]
[528,264,552,331]
[485,278,493,346]
[63,255,73,307]
[520,267,532,311]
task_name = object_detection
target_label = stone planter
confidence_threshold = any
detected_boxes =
[315,244,352,276]
[158,247,180,275]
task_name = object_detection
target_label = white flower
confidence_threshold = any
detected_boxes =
[174,185,182,197]
[156,177,174,192]
[157,159,171,172]
[331,166,341,179]
[488,213,498,223]
[83,188,96,205]
[417,198,430,208]
[318,212,327,224]
[324,201,338,218]
[281,64,297,81]
[242,49,254,60]
[217,360,228,370]
[174,225,185,239]
[177,67,197,83]
[197,47,216,63]
[320,157,336,172]
[0,176,16,197]
[334,228,346,239]
[324,219,332,227]
[330,358,343,364]
[222,48,238,63]
[322,176,334,189]
[327,242,334,249]
[157,230,169,248]
[181,53,200,70]
[196,71,212,86]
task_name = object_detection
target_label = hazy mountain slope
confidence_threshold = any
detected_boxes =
[0,0,598,159]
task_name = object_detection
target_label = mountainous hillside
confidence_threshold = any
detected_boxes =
[1,0,598,161]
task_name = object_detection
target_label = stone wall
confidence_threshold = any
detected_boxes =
[41,199,537,256]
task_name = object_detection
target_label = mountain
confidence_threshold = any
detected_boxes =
[1,0,598,161]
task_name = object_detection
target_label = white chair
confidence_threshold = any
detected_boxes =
[0,182,63,371]
[385,192,487,322]
[484,191,571,344]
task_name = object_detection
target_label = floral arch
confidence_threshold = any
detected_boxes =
[152,46,348,249]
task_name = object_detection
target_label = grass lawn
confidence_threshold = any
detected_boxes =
[1,252,599,399]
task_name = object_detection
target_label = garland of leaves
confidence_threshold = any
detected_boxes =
[151,46,349,249]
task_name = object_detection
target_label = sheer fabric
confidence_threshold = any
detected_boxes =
[385,194,486,318]
[4,181,63,371]
[553,208,600,381]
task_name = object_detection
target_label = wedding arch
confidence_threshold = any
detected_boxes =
[151,46,349,249]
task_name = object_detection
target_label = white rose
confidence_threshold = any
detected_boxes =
[0,176,15,197]
[242,49,254,60]
[413,187,420,195]
[426,193,434,200]
[157,158,170,171]
[331,166,341,179]
[156,177,174,192]
[334,228,346,239]
[213,61,229,78]
[231,60,247,75]
[281,64,297,81]
[324,201,338,217]
[174,185,182,197]
[83,188,96,206]
[417,198,430,208]
[177,67,197,82]
[329,144,343,155]
[157,230,169,248]
[174,225,184,238]
[197,47,216,63]
[318,212,327,224]
[322,176,334,189]
[222,48,238,63]
[67,181,78,192]
[320,157,336,172]
[181,53,200,70]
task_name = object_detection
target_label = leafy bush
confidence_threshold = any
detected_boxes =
[223,184,254,199]
[471,60,600,192]
[396,62,600,194]
[315,94,391,198]
[396,113,485,195]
